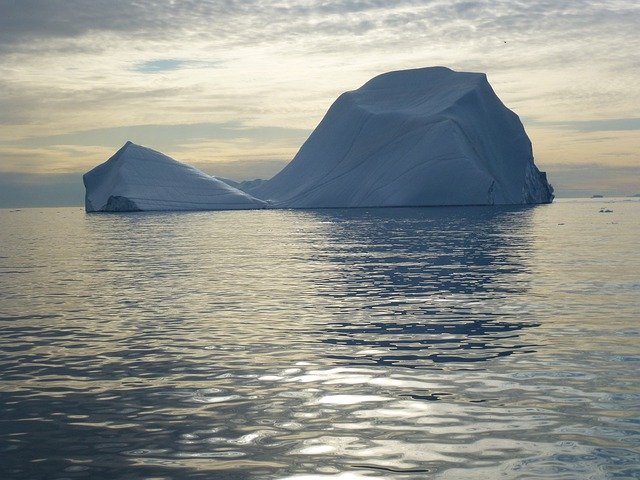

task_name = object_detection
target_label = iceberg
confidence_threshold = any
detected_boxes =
[84,67,553,212]
[83,142,266,212]
[253,66,553,207]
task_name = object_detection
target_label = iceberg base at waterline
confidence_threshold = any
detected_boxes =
[83,67,553,213]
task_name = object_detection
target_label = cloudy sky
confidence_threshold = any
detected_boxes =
[1,0,639,206]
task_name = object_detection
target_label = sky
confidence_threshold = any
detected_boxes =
[1,0,639,207]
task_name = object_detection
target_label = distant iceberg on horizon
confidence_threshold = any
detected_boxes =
[84,66,553,213]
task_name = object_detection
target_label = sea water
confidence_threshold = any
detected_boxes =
[1,199,638,479]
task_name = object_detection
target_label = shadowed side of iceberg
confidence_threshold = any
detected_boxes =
[252,66,554,207]
[83,142,267,212]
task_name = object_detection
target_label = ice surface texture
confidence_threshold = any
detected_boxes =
[83,142,266,212]
[254,67,553,207]
[84,67,553,212]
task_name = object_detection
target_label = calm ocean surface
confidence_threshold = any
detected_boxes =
[1,199,638,480]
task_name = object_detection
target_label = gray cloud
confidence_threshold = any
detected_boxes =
[14,121,310,151]
[0,79,201,131]
[0,172,84,207]
[545,164,640,197]
[529,118,640,133]
[0,0,152,44]
[2,1,637,53]
[3,1,638,85]
[203,159,289,181]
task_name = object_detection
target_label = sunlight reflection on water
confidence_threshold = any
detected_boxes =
[0,199,639,479]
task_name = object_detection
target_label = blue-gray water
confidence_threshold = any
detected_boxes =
[1,199,638,480]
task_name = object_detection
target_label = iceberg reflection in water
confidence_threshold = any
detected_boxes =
[310,207,540,368]
[0,200,638,479]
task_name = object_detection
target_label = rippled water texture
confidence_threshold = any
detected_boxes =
[1,199,639,479]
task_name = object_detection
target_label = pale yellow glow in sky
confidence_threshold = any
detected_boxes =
[1,0,638,199]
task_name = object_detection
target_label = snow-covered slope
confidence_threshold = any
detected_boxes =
[253,66,553,207]
[83,142,266,212]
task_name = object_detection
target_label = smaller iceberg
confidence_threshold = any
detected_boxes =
[83,142,266,212]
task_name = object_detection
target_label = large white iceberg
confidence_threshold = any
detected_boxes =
[84,67,553,212]
[253,67,553,207]
[83,141,266,212]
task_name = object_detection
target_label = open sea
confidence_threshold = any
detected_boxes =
[1,198,638,480]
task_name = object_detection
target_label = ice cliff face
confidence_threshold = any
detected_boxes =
[84,67,553,212]
[83,142,266,212]
[253,66,553,207]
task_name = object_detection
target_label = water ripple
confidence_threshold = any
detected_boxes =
[0,201,639,479]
